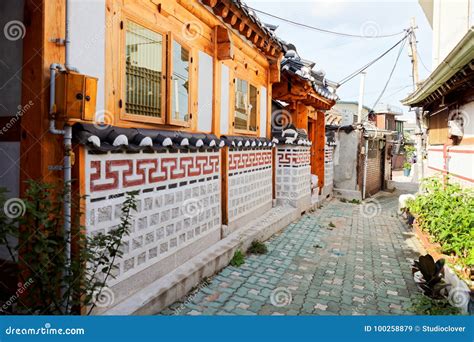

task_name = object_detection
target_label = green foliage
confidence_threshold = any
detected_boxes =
[348,199,361,204]
[404,145,415,159]
[406,177,474,267]
[409,295,462,315]
[247,240,268,255]
[412,254,446,298]
[230,249,245,267]
[328,222,336,228]
[0,181,137,314]
[403,162,412,170]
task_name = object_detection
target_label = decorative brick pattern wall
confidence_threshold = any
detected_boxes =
[324,146,334,187]
[227,149,273,230]
[85,150,221,286]
[276,146,311,209]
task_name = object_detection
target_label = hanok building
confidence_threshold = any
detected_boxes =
[272,46,339,204]
[0,0,339,315]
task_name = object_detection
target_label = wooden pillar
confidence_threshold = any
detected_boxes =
[20,0,65,187]
[315,111,325,190]
[290,102,308,130]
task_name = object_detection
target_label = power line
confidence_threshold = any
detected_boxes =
[249,7,406,39]
[417,51,430,73]
[338,32,410,85]
[370,34,408,111]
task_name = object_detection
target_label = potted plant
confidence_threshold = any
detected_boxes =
[403,161,412,176]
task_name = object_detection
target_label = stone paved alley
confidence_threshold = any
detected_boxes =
[161,191,425,315]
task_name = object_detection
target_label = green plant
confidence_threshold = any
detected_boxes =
[329,222,336,228]
[0,181,137,314]
[348,199,361,204]
[409,294,462,315]
[412,254,446,298]
[403,161,412,170]
[406,177,474,268]
[247,240,268,255]
[230,249,245,267]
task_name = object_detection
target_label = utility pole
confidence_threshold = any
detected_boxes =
[408,17,424,182]
[357,71,366,123]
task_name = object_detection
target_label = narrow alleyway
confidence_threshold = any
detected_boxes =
[161,191,424,315]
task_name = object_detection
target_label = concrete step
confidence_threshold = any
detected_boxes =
[103,204,300,315]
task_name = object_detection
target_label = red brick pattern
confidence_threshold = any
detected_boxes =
[228,151,272,171]
[90,155,220,192]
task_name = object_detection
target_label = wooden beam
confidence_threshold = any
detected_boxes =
[202,0,218,7]
[223,13,238,26]
[213,2,229,18]
[215,25,233,60]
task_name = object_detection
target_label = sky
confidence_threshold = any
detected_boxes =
[246,0,433,122]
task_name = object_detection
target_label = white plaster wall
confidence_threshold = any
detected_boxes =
[220,64,230,135]
[259,87,267,138]
[432,0,471,68]
[69,0,106,118]
[197,51,213,132]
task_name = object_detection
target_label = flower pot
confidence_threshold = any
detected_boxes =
[403,168,411,177]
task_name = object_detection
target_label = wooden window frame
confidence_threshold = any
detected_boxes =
[120,16,167,125]
[166,32,193,128]
[231,72,260,136]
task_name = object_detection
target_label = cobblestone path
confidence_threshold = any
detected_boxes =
[161,191,424,315]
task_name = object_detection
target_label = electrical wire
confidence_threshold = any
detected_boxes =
[370,34,408,112]
[338,32,410,85]
[417,51,430,73]
[248,7,406,39]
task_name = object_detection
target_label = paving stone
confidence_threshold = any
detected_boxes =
[161,191,423,316]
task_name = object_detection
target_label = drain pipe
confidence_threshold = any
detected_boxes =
[49,0,74,311]
[362,134,369,199]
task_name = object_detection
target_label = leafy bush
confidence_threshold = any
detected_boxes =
[410,295,462,315]
[406,177,474,267]
[247,240,268,255]
[0,181,136,314]
[230,249,245,267]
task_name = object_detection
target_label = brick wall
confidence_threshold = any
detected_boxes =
[85,149,222,305]
[365,139,382,196]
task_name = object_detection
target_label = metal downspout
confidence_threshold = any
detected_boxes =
[362,135,369,199]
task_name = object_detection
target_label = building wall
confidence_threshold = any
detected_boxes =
[334,130,360,191]
[426,100,474,188]
[431,0,472,69]
[226,148,273,235]
[276,146,311,211]
[332,102,369,126]
[323,145,334,196]
[365,138,383,196]
[85,149,222,307]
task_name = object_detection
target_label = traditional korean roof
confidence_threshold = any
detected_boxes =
[402,28,474,108]
[201,0,283,57]
[272,124,312,146]
[280,48,339,102]
[73,123,224,152]
[221,135,274,149]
